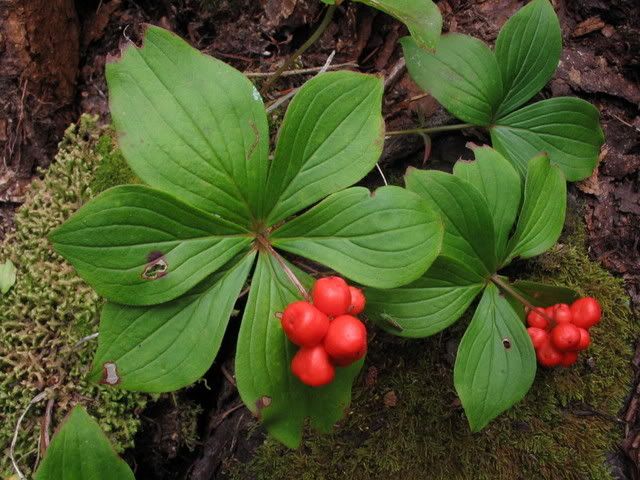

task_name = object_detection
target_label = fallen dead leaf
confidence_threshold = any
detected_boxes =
[383,390,397,407]
[573,16,606,37]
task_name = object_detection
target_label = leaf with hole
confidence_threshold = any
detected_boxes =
[88,252,255,392]
[34,406,135,480]
[454,283,536,431]
[235,252,362,448]
[49,185,252,306]
[272,186,443,289]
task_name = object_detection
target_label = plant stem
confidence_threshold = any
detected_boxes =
[245,62,357,77]
[260,4,337,95]
[490,275,534,309]
[490,275,554,323]
[257,236,311,302]
[385,123,474,137]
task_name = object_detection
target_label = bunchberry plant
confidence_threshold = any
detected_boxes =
[32,1,608,476]
[366,145,580,431]
[401,0,604,181]
[49,26,444,447]
[33,407,135,480]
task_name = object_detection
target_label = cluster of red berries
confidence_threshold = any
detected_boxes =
[281,277,367,387]
[527,297,602,368]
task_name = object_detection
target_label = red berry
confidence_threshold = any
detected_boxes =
[536,339,563,367]
[560,351,579,367]
[291,345,335,387]
[554,304,573,323]
[323,315,367,367]
[281,301,330,347]
[348,286,366,315]
[545,306,556,320]
[527,327,548,350]
[551,323,581,351]
[312,277,351,317]
[576,328,591,351]
[527,307,549,329]
[571,297,602,329]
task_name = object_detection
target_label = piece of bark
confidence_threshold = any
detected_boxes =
[0,0,80,177]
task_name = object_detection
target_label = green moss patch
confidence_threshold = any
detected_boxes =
[0,116,143,476]
[228,212,636,480]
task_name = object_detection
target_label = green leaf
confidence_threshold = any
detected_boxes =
[454,283,536,432]
[365,256,485,337]
[495,0,562,116]
[490,97,604,181]
[88,252,255,392]
[505,155,566,262]
[236,252,362,448]
[264,71,384,225]
[107,25,269,227]
[453,146,521,262]
[355,0,442,51]
[405,168,497,278]
[401,34,503,125]
[271,186,443,289]
[0,259,16,294]
[512,280,580,307]
[49,185,252,306]
[34,406,135,480]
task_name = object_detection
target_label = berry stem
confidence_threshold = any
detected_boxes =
[490,275,554,323]
[385,123,474,137]
[257,236,312,302]
[260,4,337,95]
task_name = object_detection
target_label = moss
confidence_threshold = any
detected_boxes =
[0,115,146,476]
[176,395,204,453]
[227,211,636,480]
[90,133,138,194]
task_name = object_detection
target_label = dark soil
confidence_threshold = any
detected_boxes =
[1,0,638,478]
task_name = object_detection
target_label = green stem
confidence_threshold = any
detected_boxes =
[490,274,553,322]
[257,236,311,302]
[386,123,474,137]
[261,4,337,95]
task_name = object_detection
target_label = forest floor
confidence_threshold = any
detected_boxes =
[1,0,638,478]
